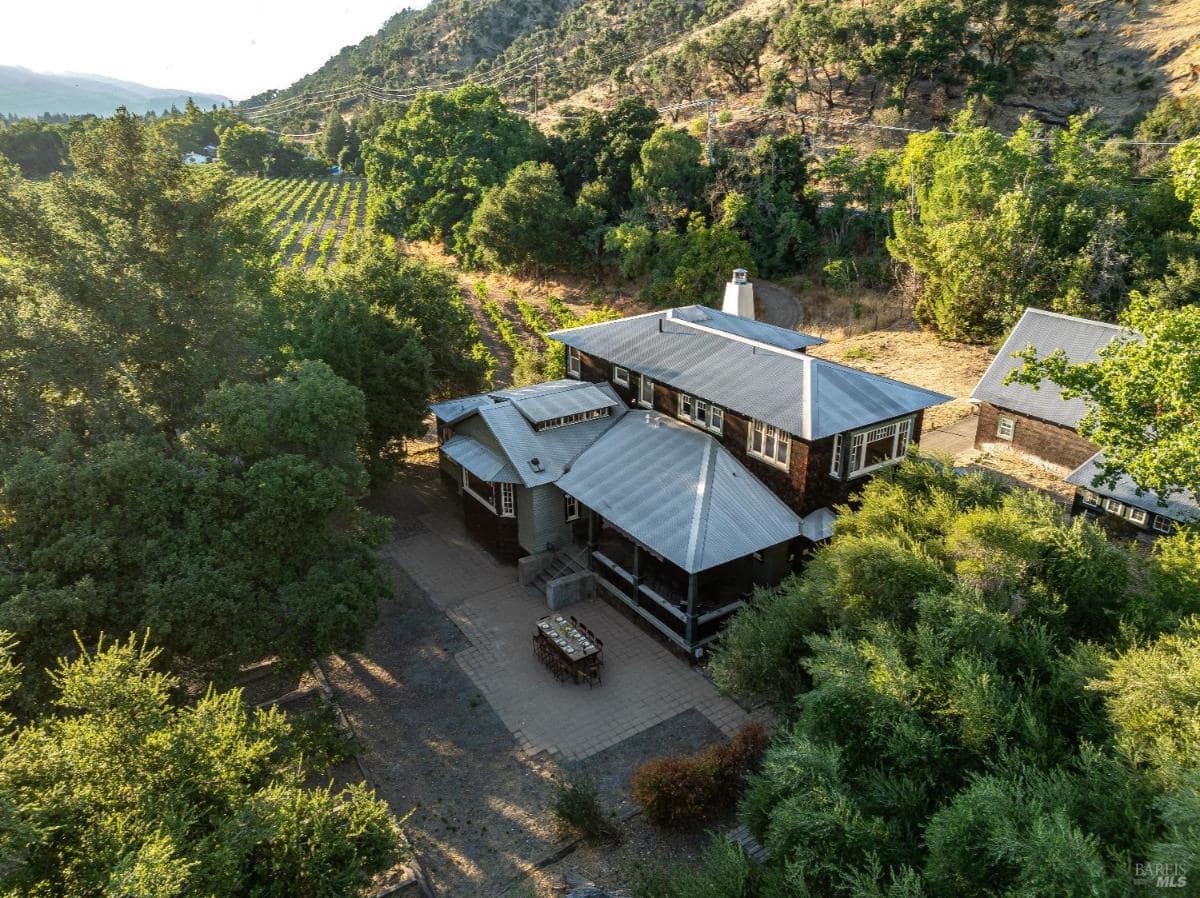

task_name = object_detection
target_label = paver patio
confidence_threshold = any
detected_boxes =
[385,473,756,762]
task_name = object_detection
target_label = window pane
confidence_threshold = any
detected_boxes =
[764,427,776,457]
[711,407,723,432]
[777,436,789,466]
[752,422,763,453]
[695,401,707,425]
[864,432,895,467]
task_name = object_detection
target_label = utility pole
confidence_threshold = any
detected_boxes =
[705,98,716,166]
[532,56,541,118]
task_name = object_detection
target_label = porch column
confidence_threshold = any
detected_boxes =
[632,544,643,585]
[685,573,698,649]
[586,510,597,571]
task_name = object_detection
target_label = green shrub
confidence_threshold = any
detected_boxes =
[551,774,619,844]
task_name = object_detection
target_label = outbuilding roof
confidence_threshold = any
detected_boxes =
[557,412,802,574]
[549,307,948,440]
[971,308,1128,428]
[1066,453,1198,523]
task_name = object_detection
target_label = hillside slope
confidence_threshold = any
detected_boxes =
[243,0,744,128]
[255,0,1200,136]
[0,66,228,118]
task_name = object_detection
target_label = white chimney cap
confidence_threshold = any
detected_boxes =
[732,268,749,284]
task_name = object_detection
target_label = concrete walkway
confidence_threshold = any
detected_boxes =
[385,478,756,762]
[919,412,977,458]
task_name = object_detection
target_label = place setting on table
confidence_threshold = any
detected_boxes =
[533,613,604,685]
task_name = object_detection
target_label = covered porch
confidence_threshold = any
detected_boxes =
[584,512,788,653]
[555,411,802,655]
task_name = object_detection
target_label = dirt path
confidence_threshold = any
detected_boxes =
[753,279,804,330]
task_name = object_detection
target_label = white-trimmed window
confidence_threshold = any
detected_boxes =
[638,375,654,408]
[564,494,580,522]
[1125,506,1148,526]
[1080,489,1100,507]
[498,483,515,517]
[748,419,790,469]
[613,365,629,387]
[847,417,913,478]
[678,394,723,434]
[709,405,724,435]
[1153,515,1173,534]
[996,415,1015,441]
[462,467,495,511]
[1103,497,1124,515]
[567,346,581,378]
[533,407,610,431]
[830,433,843,477]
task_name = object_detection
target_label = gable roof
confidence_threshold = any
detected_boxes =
[549,307,949,440]
[433,380,628,489]
[557,412,802,573]
[1066,453,1199,523]
[971,308,1128,429]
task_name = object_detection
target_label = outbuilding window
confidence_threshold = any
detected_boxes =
[1125,506,1148,526]
[1153,515,1173,534]
[996,415,1015,441]
[567,347,581,378]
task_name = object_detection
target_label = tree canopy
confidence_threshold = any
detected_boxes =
[676,457,1200,896]
[0,633,402,895]
[363,84,539,250]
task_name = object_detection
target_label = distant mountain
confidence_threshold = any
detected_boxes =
[0,66,229,118]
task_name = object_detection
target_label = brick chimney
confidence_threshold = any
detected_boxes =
[722,268,754,319]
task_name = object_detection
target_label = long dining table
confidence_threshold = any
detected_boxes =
[535,614,600,683]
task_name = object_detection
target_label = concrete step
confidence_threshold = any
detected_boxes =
[728,824,769,863]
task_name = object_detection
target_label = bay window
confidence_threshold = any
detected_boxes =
[846,417,913,478]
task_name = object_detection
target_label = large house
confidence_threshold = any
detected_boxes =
[970,307,1197,537]
[432,272,950,652]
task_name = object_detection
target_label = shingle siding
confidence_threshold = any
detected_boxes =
[517,484,574,554]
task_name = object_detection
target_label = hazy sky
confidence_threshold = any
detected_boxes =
[1,1,428,100]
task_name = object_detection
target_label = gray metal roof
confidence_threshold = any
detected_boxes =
[429,393,493,425]
[549,309,949,440]
[800,507,837,542]
[510,383,618,425]
[1066,453,1198,522]
[971,308,1129,428]
[441,435,521,483]
[473,382,627,488]
[557,412,801,573]
[669,305,826,350]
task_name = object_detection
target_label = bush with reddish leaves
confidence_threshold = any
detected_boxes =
[631,722,769,828]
